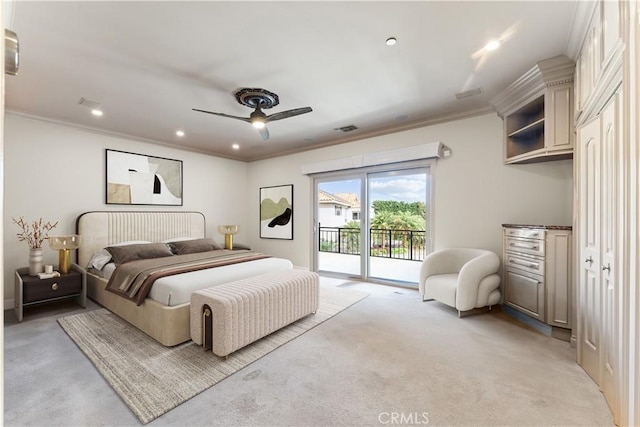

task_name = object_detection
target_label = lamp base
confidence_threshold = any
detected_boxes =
[59,249,71,274]
[224,234,234,250]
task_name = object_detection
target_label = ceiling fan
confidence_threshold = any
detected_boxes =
[193,88,312,141]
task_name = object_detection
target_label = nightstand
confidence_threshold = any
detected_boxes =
[14,263,87,322]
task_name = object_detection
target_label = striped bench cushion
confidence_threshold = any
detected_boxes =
[190,269,319,356]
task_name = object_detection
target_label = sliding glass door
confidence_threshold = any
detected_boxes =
[367,169,429,283]
[313,162,431,286]
[316,176,363,276]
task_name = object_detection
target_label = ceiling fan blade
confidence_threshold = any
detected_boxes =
[266,107,313,123]
[258,126,270,141]
[192,108,251,123]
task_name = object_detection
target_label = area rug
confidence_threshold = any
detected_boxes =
[58,285,368,424]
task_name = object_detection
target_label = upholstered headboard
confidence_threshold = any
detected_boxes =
[76,211,206,268]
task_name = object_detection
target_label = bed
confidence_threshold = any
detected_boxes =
[76,211,293,346]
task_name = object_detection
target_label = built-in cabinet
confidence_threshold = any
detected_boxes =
[491,55,575,164]
[502,225,573,336]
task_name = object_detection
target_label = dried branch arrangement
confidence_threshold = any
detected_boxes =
[12,216,59,249]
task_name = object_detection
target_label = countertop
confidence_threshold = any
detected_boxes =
[502,224,572,230]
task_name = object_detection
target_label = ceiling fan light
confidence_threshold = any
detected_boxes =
[251,119,266,129]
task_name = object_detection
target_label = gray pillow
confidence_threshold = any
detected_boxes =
[106,242,174,265]
[168,238,222,255]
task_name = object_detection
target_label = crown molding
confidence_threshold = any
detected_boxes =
[489,55,575,117]
[565,0,599,60]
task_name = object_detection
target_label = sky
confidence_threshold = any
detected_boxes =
[319,172,428,204]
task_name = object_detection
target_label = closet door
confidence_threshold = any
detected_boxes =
[599,92,621,419]
[577,92,621,424]
[577,116,602,383]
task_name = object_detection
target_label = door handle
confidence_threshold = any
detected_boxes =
[602,263,611,272]
[585,256,593,264]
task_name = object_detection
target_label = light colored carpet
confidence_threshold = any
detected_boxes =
[57,285,368,424]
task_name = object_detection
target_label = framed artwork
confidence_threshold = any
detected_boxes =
[105,149,183,205]
[260,184,293,240]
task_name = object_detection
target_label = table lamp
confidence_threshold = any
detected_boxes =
[218,225,239,250]
[49,235,81,274]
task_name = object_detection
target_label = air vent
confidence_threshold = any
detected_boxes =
[335,125,358,132]
[455,87,483,100]
[77,97,102,109]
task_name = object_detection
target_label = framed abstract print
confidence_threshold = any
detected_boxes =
[105,149,183,206]
[260,184,293,240]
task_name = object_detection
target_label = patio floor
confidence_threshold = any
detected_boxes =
[318,252,421,285]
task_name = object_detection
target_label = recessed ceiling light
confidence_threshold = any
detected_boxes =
[91,109,103,117]
[484,39,501,51]
[176,130,185,137]
[385,37,397,46]
[232,144,240,150]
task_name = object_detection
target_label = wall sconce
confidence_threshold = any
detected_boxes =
[49,235,81,274]
[217,225,239,250]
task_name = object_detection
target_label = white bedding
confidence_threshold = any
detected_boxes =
[100,257,294,306]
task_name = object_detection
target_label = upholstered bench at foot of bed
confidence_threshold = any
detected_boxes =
[190,269,320,357]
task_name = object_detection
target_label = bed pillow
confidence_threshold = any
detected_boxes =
[168,238,222,255]
[86,249,113,270]
[106,242,174,265]
[86,240,153,270]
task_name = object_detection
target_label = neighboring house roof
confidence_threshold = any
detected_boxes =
[334,193,360,209]
[318,189,352,207]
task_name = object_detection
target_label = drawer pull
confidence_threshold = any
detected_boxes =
[51,283,58,291]
[507,231,540,237]
[509,243,539,250]
[509,259,539,269]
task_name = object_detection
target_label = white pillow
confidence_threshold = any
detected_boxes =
[86,240,152,270]
[87,249,112,270]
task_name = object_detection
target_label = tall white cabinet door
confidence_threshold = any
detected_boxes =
[599,91,622,420]
[577,116,602,383]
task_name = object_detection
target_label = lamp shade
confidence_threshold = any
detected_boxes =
[48,235,81,250]
[217,225,239,235]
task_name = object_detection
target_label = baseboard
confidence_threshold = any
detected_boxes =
[5,298,15,311]
[551,326,572,342]
[502,305,552,336]
[502,305,571,342]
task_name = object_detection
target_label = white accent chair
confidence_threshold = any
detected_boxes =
[419,248,501,316]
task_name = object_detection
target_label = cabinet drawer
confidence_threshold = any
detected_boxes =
[504,269,545,321]
[504,228,544,240]
[505,236,545,257]
[505,252,545,276]
[23,275,81,303]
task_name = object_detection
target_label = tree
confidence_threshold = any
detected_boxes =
[372,200,426,219]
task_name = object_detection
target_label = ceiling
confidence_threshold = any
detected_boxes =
[5,1,581,162]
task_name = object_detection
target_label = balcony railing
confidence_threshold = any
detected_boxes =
[318,226,428,261]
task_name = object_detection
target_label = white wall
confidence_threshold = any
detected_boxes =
[3,114,248,302]
[318,204,350,227]
[3,112,574,303]
[246,113,573,270]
